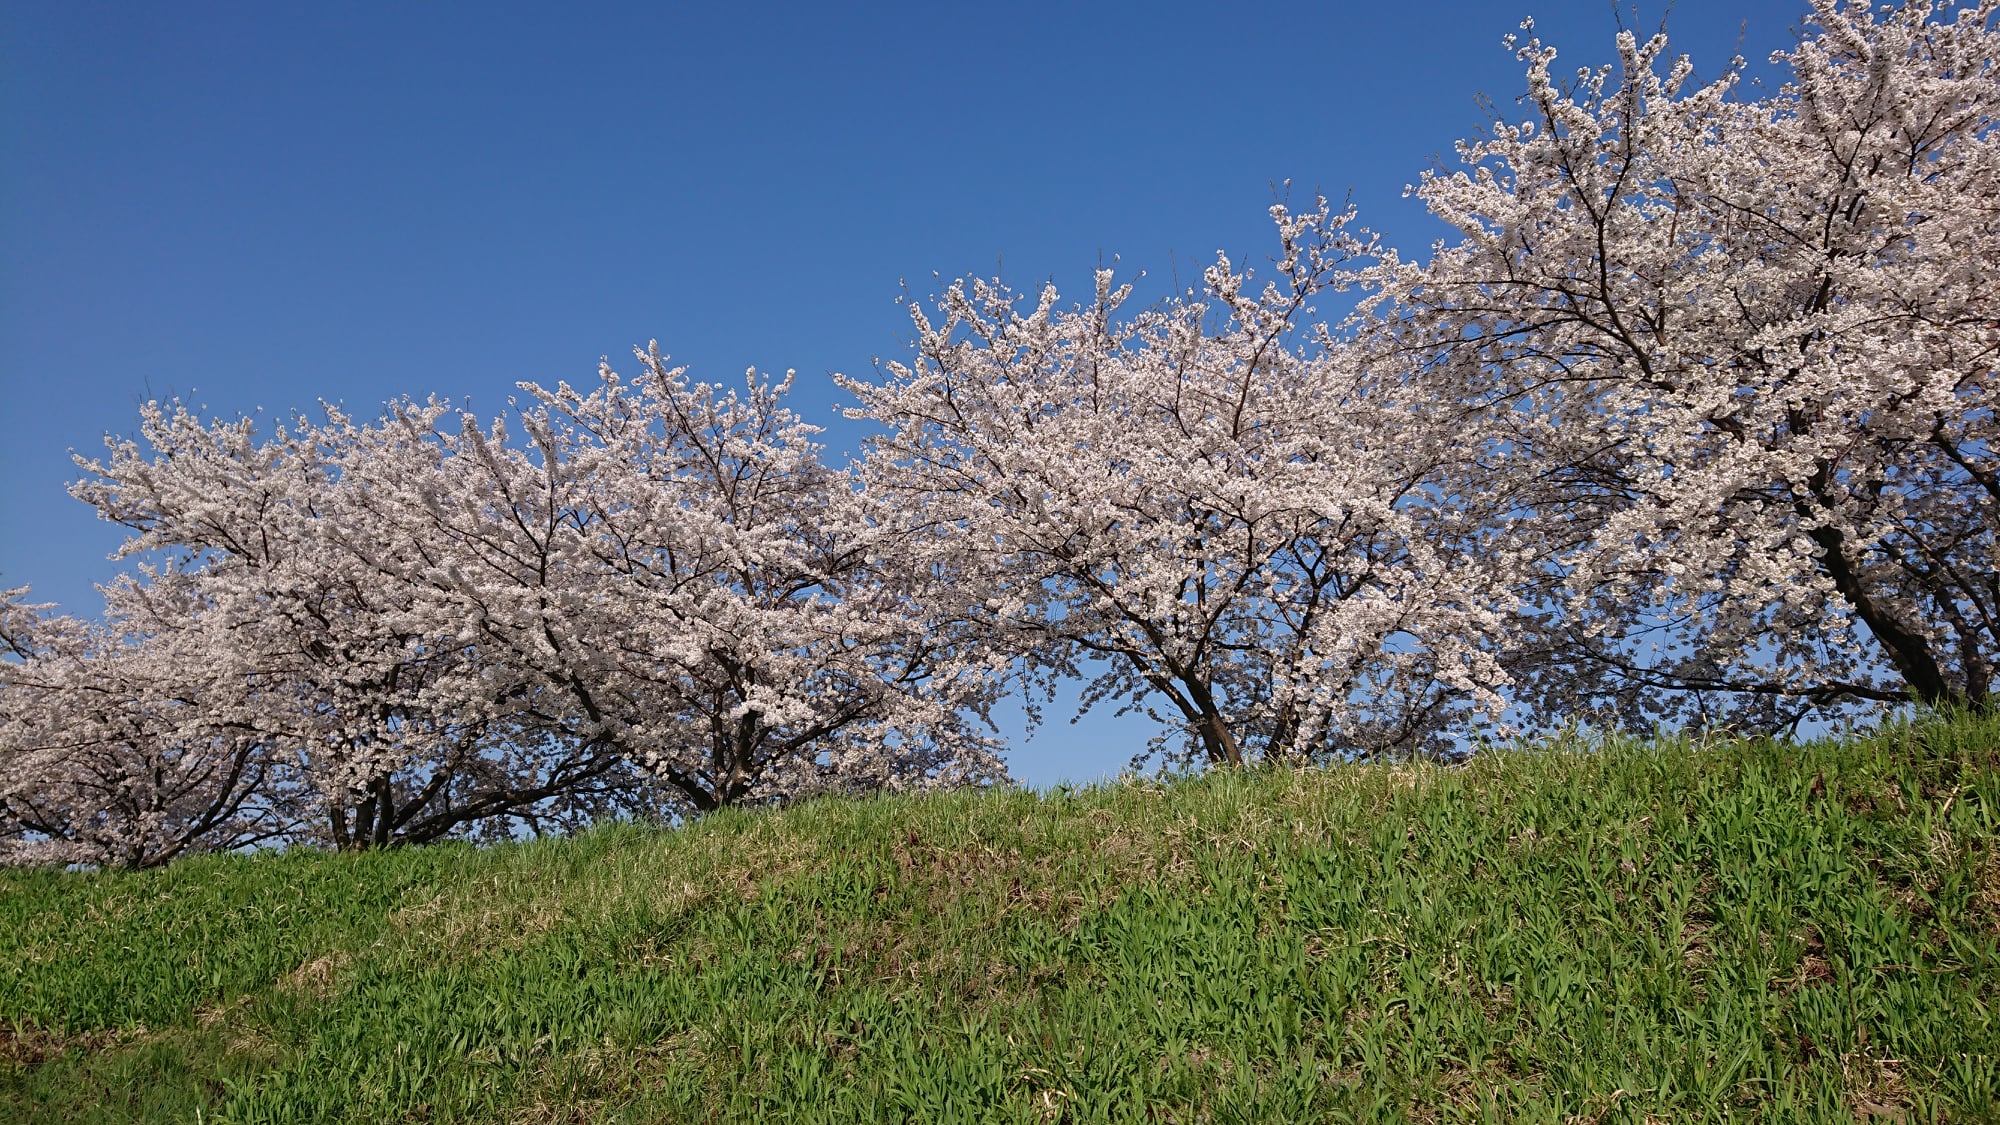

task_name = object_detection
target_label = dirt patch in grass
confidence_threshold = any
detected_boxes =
[274,949,351,1000]
[0,1021,115,1071]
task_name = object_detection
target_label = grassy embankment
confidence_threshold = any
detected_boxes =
[3,717,1998,1123]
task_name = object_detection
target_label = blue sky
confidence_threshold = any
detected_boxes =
[1,0,1804,786]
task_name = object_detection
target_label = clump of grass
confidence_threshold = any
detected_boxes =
[4,715,1997,1123]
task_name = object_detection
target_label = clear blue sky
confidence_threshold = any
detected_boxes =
[1,0,1803,786]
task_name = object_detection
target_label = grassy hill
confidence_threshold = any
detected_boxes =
[3,718,1998,1124]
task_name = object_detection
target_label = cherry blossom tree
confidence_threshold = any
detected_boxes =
[66,399,643,850]
[1371,0,2000,728]
[0,578,296,869]
[346,353,1008,810]
[847,201,1519,768]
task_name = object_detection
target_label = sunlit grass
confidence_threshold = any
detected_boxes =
[4,715,1998,1122]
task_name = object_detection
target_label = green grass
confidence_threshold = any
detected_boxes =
[4,717,1999,1123]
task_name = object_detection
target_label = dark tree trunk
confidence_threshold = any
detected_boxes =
[1806,525,1963,709]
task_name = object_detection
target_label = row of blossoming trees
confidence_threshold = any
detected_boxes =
[5,0,1996,866]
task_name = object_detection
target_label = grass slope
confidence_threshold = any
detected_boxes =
[3,718,1998,1123]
